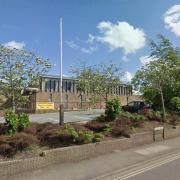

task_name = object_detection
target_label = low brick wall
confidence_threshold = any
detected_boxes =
[165,126,180,139]
[0,127,180,176]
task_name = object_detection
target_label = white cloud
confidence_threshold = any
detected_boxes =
[66,39,97,54]
[164,4,180,37]
[122,71,134,83]
[139,55,157,66]
[65,40,79,49]
[91,21,146,55]
[4,40,25,50]
[80,46,97,54]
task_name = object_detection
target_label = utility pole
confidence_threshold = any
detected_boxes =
[59,17,64,125]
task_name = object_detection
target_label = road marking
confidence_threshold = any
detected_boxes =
[135,145,170,155]
[115,154,180,180]
[92,149,180,180]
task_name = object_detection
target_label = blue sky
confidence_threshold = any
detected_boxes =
[0,0,179,81]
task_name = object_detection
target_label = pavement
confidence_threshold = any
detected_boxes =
[3,136,180,180]
[0,109,105,123]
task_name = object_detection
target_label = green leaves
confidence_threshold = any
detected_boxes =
[72,62,122,105]
[132,34,179,113]
[4,110,30,135]
[105,97,121,120]
[0,44,51,109]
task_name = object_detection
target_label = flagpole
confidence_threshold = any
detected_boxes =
[60,18,63,105]
[59,17,64,125]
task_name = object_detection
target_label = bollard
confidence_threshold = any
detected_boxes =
[59,104,64,125]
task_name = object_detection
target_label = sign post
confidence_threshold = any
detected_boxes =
[59,104,64,125]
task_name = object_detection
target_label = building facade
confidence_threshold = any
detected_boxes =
[36,75,140,110]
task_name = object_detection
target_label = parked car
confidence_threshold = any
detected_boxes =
[122,101,150,113]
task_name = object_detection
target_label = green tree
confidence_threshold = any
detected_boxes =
[132,35,180,120]
[0,45,51,111]
[72,62,123,105]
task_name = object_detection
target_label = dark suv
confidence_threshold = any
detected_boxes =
[122,101,150,113]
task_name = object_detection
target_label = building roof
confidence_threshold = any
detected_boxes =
[41,75,131,86]
[41,75,77,80]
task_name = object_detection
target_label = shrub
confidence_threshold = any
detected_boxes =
[77,131,94,144]
[93,133,104,142]
[103,123,113,135]
[5,110,30,135]
[116,117,133,126]
[85,121,107,132]
[65,125,79,142]
[4,110,18,135]
[170,97,180,112]
[105,97,121,120]
[118,111,145,127]
[38,126,65,146]
[96,114,106,122]
[10,133,39,151]
[112,125,131,138]
[24,122,39,135]
[18,113,30,131]
[140,109,162,121]
[131,114,146,128]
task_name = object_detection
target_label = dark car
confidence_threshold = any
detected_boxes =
[122,101,150,113]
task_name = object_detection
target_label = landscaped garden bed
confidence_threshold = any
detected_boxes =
[0,101,179,161]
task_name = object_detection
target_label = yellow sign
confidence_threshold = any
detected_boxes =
[36,102,55,110]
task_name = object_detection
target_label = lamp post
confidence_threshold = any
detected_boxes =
[59,18,64,125]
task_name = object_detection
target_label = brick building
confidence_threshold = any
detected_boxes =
[36,75,140,110]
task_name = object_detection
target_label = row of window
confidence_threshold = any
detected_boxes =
[41,79,132,96]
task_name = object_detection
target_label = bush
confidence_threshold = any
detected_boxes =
[105,97,121,120]
[141,110,162,121]
[18,113,30,131]
[96,114,106,122]
[24,122,38,135]
[93,133,104,142]
[119,111,145,127]
[112,125,131,138]
[85,121,107,132]
[116,116,133,126]
[103,123,113,135]
[170,97,180,111]
[131,114,146,128]
[5,110,18,135]
[5,110,30,135]
[10,133,39,151]
[77,131,94,144]
[65,125,79,142]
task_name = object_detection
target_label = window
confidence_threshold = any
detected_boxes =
[45,80,50,92]
[67,81,71,92]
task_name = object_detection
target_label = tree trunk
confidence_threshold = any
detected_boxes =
[12,91,16,112]
[105,93,108,105]
[160,88,166,121]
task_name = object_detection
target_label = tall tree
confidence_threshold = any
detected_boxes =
[132,34,180,120]
[0,45,51,110]
[72,62,123,105]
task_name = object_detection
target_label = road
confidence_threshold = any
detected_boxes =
[3,136,180,180]
[0,109,105,123]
